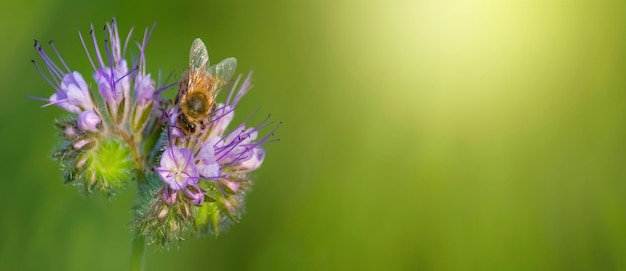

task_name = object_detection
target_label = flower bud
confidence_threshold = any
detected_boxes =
[86,138,134,194]
[162,187,178,205]
[73,139,92,150]
[157,205,169,220]
[78,110,101,132]
[66,138,134,196]
[135,74,155,108]
[222,179,240,193]
[185,185,205,206]
[64,126,79,139]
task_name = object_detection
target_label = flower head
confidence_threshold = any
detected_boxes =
[134,41,279,246]
[151,70,278,241]
[33,19,172,197]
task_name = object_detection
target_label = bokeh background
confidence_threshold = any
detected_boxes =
[2,0,626,270]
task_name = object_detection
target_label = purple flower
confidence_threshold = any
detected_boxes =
[94,63,129,107]
[134,74,155,108]
[236,147,265,173]
[79,19,134,108]
[212,123,272,173]
[156,146,199,190]
[32,40,95,114]
[54,72,94,113]
[78,110,102,132]
[33,18,167,134]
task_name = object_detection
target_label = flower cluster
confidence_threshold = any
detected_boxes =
[33,19,166,195]
[135,71,279,245]
[32,19,277,247]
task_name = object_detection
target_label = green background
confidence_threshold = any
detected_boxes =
[2,1,626,270]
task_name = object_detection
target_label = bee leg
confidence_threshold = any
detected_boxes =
[200,120,206,130]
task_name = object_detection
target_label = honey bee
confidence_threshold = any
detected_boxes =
[175,38,237,135]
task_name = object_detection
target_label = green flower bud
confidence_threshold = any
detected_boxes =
[53,120,134,197]
[84,138,134,194]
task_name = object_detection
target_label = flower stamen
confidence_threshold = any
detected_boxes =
[78,30,97,72]
[31,59,59,91]
[48,40,71,74]
[89,26,106,70]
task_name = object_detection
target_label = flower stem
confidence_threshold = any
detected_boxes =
[129,235,146,271]
[130,152,148,271]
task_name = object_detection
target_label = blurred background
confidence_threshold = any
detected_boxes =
[2,0,626,270]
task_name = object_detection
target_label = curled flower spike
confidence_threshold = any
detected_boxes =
[133,39,279,246]
[32,19,171,197]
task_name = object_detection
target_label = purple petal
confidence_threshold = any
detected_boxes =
[135,73,155,107]
[210,104,234,136]
[49,92,81,113]
[197,139,220,179]
[237,147,265,172]
[157,146,199,190]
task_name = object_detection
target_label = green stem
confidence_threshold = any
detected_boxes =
[129,235,146,271]
[130,146,147,271]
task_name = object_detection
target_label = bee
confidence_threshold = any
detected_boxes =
[175,38,237,135]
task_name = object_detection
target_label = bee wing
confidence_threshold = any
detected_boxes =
[189,38,210,71]
[209,57,237,88]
